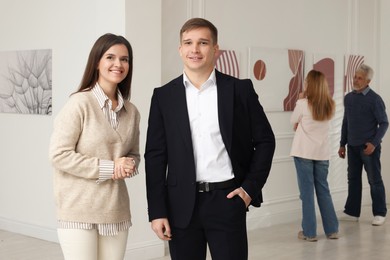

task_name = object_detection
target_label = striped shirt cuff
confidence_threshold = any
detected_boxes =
[128,158,139,178]
[97,159,114,184]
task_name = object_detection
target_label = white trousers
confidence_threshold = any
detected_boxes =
[57,228,129,260]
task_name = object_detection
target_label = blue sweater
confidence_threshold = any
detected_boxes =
[340,86,388,147]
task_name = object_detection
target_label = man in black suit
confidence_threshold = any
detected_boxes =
[145,18,275,260]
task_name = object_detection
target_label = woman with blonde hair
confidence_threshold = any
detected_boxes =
[290,70,339,242]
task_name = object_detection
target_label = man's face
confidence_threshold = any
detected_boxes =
[178,27,219,75]
[353,70,370,92]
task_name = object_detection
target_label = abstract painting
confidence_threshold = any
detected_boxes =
[249,47,304,112]
[215,49,240,78]
[312,54,336,97]
[0,49,52,115]
[344,54,364,95]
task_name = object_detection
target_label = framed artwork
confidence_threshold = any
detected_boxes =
[215,49,240,78]
[344,54,364,94]
[0,49,52,115]
[311,53,336,97]
[249,47,304,112]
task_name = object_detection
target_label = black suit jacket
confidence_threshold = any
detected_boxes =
[145,70,275,228]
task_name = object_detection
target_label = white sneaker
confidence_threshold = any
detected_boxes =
[339,213,359,222]
[372,216,386,226]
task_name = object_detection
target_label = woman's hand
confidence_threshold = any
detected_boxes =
[113,157,136,179]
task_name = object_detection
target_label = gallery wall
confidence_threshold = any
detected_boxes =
[0,0,388,259]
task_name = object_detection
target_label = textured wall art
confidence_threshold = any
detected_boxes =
[215,49,239,78]
[0,49,52,115]
[249,47,304,112]
[344,54,364,94]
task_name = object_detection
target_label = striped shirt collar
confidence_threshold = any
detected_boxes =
[92,83,125,112]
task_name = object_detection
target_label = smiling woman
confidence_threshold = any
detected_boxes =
[97,44,130,104]
[49,33,140,260]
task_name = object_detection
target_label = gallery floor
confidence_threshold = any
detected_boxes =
[0,205,389,259]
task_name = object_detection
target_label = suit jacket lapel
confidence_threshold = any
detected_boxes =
[170,76,194,151]
[216,71,234,154]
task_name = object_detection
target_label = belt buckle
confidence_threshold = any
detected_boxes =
[204,182,210,192]
[199,182,210,192]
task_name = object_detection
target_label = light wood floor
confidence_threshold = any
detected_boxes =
[1,205,389,259]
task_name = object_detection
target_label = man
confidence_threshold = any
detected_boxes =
[145,18,275,260]
[338,64,388,226]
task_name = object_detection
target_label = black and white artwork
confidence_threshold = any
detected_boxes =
[0,49,52,115]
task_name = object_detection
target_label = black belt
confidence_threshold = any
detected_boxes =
[196,179,236,192]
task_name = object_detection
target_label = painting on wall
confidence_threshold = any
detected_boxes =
[215,49,240,78]
[344,54,364,95]
[311,54,336,97]
[249,47,304,112]
[0,49,52,115]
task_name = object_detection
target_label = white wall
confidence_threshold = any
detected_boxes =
[379,0,390,206]
[124,1,166,258]
[0,0,389,259]
[0,0,163,259]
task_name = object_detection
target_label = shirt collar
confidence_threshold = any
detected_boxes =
[183,70,216,89]
[92,83,125,111]
[353,85,371,96]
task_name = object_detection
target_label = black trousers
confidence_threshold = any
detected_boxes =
[168,187,248,260]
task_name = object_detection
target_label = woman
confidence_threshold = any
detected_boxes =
[290,70,338,242]
[49,33,140,259]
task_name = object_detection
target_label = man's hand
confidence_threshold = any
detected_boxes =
[338,146,346,159]
[364,142,376,155]
[151,218,172,241]
[227,187,252,208]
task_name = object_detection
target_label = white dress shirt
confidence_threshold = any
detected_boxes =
[183,70,234,182]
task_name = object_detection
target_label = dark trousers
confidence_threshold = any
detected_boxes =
[344,144,387,217]
[168,187,248,260]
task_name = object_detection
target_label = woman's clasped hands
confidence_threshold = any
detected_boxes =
[113,157,137,180]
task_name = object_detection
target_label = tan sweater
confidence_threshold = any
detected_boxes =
[49,91,140,224]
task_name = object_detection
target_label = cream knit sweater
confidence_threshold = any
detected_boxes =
[49,91,140,224]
